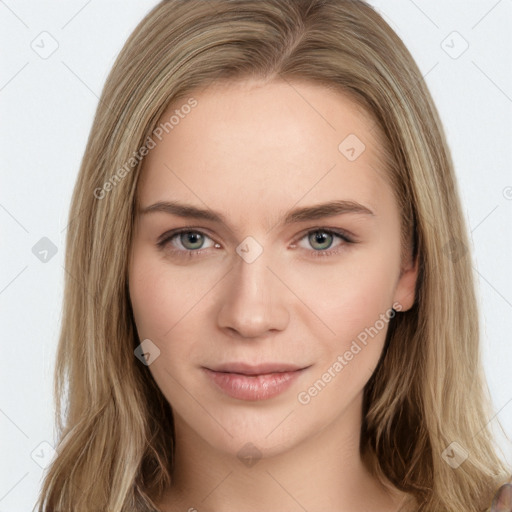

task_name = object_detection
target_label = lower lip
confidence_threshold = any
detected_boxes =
[203,368,304,401]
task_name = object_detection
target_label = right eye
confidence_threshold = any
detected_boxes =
[157,228,220,258]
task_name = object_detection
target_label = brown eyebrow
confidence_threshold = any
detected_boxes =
[283,200,374,223]
[138,199,374,227]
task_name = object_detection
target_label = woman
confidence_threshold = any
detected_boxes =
[36,0,511,510]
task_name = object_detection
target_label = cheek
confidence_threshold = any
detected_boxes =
[129,251,203,405]
[302,251,397,342]
[129,261,171,339]
[294,269,396,418]
[296,249,398,396]
[129,246,220,340]
[128,245,230,407]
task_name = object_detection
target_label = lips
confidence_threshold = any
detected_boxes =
[209,362,306,375]
[203,362,309,401]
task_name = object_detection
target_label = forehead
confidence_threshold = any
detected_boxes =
[137,79,393,229]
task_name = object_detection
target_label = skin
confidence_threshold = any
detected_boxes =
[128,78,418,512]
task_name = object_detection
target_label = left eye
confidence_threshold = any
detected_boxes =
[298,230,344,251]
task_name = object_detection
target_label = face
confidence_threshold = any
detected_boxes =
[128,79,417,459]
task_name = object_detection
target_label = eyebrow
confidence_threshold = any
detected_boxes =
[139,199,374,228]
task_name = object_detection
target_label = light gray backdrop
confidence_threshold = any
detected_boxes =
[1,1,511,510]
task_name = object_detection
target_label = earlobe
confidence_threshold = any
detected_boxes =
[393,254,419,312]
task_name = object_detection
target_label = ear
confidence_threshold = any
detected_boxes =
[393,253,419,312]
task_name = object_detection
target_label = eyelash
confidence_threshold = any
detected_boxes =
[156,226,355,259]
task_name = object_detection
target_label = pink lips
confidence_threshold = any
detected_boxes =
[203,362,307,401]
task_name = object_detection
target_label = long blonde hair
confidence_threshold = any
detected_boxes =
[36,1,510,510]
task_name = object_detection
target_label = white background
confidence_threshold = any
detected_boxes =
[1,1,511,509]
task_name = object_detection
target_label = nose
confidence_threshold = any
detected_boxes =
[216,248,290,339]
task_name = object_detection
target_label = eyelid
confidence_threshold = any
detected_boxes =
[291,226,355,245]
[156,226,215,245]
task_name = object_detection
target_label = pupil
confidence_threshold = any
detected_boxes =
[311,231,332,250]
[182,232,203,249]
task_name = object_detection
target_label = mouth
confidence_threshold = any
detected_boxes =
[202,362,310,401]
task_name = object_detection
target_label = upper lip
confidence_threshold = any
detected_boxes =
[205,362,308,375]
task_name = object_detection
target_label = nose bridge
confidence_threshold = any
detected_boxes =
[217,239,289,337]
[234,248,274,302]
